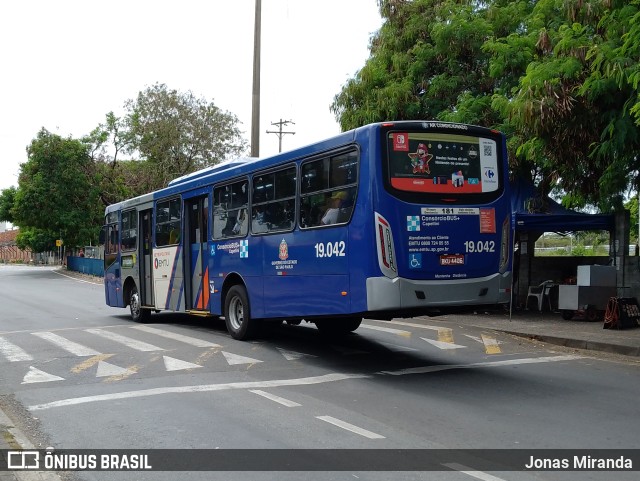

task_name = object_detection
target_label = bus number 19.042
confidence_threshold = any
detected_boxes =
[315,241,346,258]
[464,240,495,253]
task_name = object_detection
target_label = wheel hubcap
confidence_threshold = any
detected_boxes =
[229,296,244,331]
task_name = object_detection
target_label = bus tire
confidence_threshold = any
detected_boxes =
[224,285,254,340]
[129,285,150,323]
[315,317,362,335]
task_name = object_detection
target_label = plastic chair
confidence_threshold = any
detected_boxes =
[526,280,554,311]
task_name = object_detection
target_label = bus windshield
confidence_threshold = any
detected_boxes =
[385,130,501,197]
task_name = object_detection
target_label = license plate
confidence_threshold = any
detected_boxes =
[439,254,464,266]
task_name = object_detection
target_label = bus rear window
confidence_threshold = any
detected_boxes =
[386,131,500,194]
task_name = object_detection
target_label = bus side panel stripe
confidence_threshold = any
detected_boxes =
[203,267,210,310]
[165,245,182,310]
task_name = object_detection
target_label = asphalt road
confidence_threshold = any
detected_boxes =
[1,265,639,481]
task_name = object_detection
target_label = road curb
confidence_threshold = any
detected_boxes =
[0,408,62,481]
[496,330,640,357]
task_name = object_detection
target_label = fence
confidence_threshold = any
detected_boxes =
[66,256,104,277]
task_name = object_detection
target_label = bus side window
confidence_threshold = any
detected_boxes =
[251,166,295,234]
[299,151,358,229]
[155,197,181,246]
[213,179,248,239]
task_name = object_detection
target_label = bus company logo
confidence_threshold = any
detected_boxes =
[393,133,409,151]
[240,240,248,258]
[154,258,170,269]
[407,216,420,231]
[278,239,289,260]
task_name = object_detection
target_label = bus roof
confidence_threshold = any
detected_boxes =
[104,121,501,215]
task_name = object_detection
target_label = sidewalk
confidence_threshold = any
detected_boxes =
[448,308,640,357]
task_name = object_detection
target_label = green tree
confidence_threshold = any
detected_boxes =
[125,83,248,188]
[12,129,103,249]
[0,186,17,223]
[332,0,640,210]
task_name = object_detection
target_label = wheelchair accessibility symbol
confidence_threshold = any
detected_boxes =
[409,253,422,269]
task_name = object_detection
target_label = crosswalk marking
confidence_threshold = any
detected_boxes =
[163,356,202,371]
[360,324,411,337]
[0,336,33,361]
[421,337,467,350]
[22,366,64,384]
[85,329,164,352]
[131,325,221,348]
[96,361,132,378]
[276,347,317,361]
[222,351,262,365]
[32,331,101,356]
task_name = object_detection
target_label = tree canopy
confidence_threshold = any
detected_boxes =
[11,129,104,249]
[332,0,640,212]
[0,85,248,252]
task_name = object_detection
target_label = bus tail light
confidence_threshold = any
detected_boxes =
[500,215,510,272]
[375,212,398,279]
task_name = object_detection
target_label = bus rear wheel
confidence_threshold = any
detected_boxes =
[315,317,362,335]
[129,285,150,323]
[224,285,255,340]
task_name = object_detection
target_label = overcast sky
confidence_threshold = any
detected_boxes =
[0,0,382,191]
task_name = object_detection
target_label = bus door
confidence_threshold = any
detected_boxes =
[185,196,210,311]
[140,210,154,306]
[103,214,122,307]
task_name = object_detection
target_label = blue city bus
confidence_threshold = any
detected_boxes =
[103,121,512,340]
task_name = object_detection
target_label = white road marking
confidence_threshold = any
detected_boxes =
[443,463,508,481]
[371,319,443,331]
[249,390,301,407]
[28,372,368,411]
[276,347,317,361]
[52,270,101,285]
[316,416,385,439]
[96,361,131,378]
[481,334,502,355]
[22,367,64,384]
[131,325,221,348]
[360,324,411,337]
[464,334,504,345]
[0,336,33,361]
[222,351,262,365]
[85,329,164,352]
[421,337,468,350]
[163,356,202,371]
[380,355,583,376]
[32,331,101,356]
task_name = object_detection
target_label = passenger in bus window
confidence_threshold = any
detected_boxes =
[321,191,347,225]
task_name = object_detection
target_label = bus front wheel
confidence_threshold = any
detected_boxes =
[224,285,254,340]
[129,285,150,323]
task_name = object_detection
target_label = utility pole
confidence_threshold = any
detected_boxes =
[250,0,261,157]
[266,119,296,153]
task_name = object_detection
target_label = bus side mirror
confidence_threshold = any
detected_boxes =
[99,226,106,245]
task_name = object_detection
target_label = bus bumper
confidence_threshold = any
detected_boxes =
[366,273,512,311]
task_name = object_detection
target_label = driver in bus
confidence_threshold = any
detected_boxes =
[321,191,347,225]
